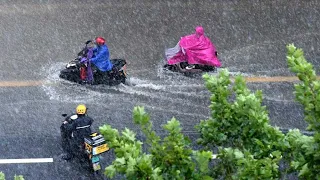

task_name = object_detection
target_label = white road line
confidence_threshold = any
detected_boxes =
[0,75,318,87]
[0,158,53,164]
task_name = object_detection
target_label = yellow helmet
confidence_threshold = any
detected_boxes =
[76,104,87,115]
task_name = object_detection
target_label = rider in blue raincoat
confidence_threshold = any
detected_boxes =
[90,37,113,72]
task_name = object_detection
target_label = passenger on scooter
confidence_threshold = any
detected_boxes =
[62,104,94,160]
[166,26,221,70]
[90,37,115,80]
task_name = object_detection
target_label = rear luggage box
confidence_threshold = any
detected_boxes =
[84,133,109,155]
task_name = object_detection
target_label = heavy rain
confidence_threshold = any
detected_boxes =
[0,0,319,179]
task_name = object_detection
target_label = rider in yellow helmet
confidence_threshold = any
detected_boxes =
[62,104,94,160]
[76,104,87,115]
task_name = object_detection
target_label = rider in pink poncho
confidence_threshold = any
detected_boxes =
[166,26,221,69]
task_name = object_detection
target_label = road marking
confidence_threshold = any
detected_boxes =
[244,76,300,82]
[0,76,319,87]
[245,76,320,82]
[0,81,44,87]
[0,158,53,164]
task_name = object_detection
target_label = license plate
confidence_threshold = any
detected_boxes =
[93,144,109,155]
[93,162,101,171]
[91,156,100,163]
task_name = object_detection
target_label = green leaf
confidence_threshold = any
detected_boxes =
[14,175,24,180]
[194,151,212,174]
[0,172,5,180]
[202,175,214,180]
[291,161,301,169]
[126,156,136,174]
[298,163,310,177]
[105,165,117,178]
[163,117,181,132]
[122,128,136,142]
[234,150,244,159]
[293,48,304,58]
[99,124,119,141]
[286,44,296,55]
[115,157,126,165]
[133,106,150,125]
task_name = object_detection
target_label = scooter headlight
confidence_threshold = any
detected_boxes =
[66,62,76,68]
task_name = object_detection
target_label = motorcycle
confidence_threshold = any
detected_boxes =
[59,40,127,86]
[60,114,109,175]
[163,32,221,74]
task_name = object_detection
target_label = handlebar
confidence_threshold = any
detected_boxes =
[61,113,77,123]
[85,40,92,45]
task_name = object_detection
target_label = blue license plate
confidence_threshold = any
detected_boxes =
[91,156,100,163]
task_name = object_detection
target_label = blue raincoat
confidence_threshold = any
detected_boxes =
[90,44,113,72]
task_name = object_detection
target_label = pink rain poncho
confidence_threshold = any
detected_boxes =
[165,26,221,67]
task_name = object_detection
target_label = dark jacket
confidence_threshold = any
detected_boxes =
[90,45,113,72]
[66,114,94,144]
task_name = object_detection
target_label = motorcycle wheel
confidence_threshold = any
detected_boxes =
[60,69,81,83]
[111,71,126,85]
[163,64,178,72]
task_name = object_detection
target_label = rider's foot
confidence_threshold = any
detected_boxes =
[186,64,195,70]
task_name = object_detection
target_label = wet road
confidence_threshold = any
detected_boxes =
[0,0,319,179]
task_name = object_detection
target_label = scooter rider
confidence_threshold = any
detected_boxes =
[62,104,94,160]
[90,37,116,81]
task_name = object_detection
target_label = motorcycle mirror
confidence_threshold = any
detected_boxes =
[62,113,68,117]
[85,40,92,45]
